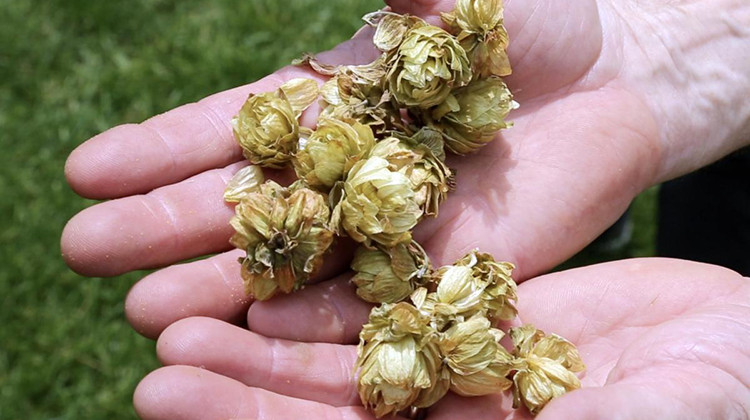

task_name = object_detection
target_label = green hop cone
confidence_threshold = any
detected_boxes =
[442,0,512,78]
[356,302,445,418]
[351,241,430,304]
[232,78,319,168]
[229,181,333,300]
[427,77,516,155]
[510,325,586,415]
[387,25,472,108]
[438,315,514,396]
[330,156,422,247]
[370,130,453,217]
[292,118,376,191]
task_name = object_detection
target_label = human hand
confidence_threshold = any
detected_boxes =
[61,0,750,338]
[131,258,750,419]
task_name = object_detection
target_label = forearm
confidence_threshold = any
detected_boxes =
[607,0,750,182]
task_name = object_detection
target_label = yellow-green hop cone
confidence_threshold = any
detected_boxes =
[454,250,518,322]
[427,77,516,155]
[232,78,318,168]
[442,0,512,78]
[293,118,375,191]
[330,156,422,247]
[439,315,514,396]
[356,302,443,418]
[223,165,265,203]
[351,241,430,304]
[387,25,472,108]
[509,325,585,415]
[229,181,333,300]
[369,131,453,217]
[422,250,517,327]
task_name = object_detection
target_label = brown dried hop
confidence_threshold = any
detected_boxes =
[442,0,512,78]
[229,181,333,300]
[438,315,514,396]
[330,156,422,247]
[510,325,585,415]
[292,118,375,191]
[370,129,453,217]
[425,76,516,155]
[232,78,319,168]
[386,24,472,108]
[356,302,445,418]
[351,241,430,304]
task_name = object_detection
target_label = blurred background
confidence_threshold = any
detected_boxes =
[0,0,657,418]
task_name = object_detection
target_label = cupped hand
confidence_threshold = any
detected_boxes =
[61,0,749,338]
[132,258,750,420]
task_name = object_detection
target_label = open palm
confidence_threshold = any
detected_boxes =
[131,259,750,419]
[62,0,746,340]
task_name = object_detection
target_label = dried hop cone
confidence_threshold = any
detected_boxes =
[370,130,453,217]
[510,325,586,415]
[356,302,445,418]
[442,0,512,78]
[232,78,319,168]
[330,156,422,247]
[229,181,334,300]
[387,24,472,108]
[427,77,516,155]
[438,315,514,396]
[351,241,430,304]
[293,118,375,191]
[454,250,518,322]
[422,251,517,326]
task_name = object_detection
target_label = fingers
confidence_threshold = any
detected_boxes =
[247,274,371,344]
[134,365,384,420]
[65,35,379,200]
[61,162,242,276]
[155,317,360,408]
[125,250,249,339]
[125,241,357,339]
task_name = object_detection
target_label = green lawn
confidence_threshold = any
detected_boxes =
[0,1,656,419]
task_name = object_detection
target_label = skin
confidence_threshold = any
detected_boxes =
[134,259,750,420]
[60,0,750,417]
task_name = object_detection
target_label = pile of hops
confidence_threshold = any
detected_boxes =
[223,0,584,416]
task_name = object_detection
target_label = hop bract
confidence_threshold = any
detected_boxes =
[229,181,333,300]
[510,325,586,415]
[356,302,443,418]
[387,25,472,108]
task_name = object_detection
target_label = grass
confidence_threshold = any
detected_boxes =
[0,1,657,419]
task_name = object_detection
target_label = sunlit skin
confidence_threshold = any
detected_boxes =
[60,0,750,418]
